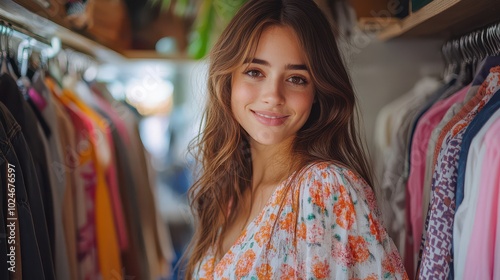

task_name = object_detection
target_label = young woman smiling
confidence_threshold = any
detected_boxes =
[186,0,408,279]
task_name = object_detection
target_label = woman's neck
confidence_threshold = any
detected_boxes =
[249,137,294,190]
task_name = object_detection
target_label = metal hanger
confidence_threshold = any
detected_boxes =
[17,37,35,79]
[6,24,18,80]
[493,23,500,55]
[0,22,8,75]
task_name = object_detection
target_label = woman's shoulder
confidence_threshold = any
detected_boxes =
[296,161,373,195]
[294,161,380,220]
[291,162,407,279]
[299,161,369,186]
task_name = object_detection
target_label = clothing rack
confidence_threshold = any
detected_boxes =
[0,19,97,78]
[442,21,500,74]
[0,14,175,278]
[0,19,53,53]
[377,18,500,280]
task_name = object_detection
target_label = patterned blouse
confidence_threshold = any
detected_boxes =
[194,162,408,279]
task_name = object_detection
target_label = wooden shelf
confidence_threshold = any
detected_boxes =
[378,0,500,40]
[0,0,194,62]
[0,0,125,63]
[122,50,190,61]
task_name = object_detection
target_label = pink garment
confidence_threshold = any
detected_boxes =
[495,168,500,280]
[406,85,469,261]
[29,88,48,111]
[74,81,130,251]
[79,83,130,251]
[90,85,131,145]
[463,118,500,279]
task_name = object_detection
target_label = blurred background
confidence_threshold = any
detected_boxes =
[1,0,499,279]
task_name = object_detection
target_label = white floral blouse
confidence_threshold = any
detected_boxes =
[193,162,408,279]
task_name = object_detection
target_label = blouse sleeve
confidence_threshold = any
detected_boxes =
[295,163,408,280]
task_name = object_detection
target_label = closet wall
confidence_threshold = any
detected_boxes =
[346,37,444,161]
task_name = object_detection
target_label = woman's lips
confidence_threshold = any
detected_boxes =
[251,110,289,126]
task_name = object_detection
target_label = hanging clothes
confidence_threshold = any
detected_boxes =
[418,61,500,280]
[405,83,470,272]
[0,73,56,280]
[47,76,124,280]
[453,92,500,279]
[68,77,129,251]
[46,76,101,280]
[375,23,500,278]
[464,119,500,279]
[93,82,175,278]
[0,16,176,280]
[376,76,442,259]
[0,101,44,279]
[51,96,80,280]
[31,70,72,280]
[453,107,500,279]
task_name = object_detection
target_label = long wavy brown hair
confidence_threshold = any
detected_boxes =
[185,0,374,277]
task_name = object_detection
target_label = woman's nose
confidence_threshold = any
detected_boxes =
[261,80,285,105]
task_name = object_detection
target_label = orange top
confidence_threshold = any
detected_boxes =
[46,77,123,280]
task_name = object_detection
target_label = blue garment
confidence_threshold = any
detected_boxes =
[456,88,500,207]
[454,55,500,207]
[472,56,500,86]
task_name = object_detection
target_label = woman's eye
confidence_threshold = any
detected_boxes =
[244,70,262,78]
[288,76,307,85]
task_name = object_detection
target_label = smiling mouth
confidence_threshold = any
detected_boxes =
[251,110,289,126]
[251,110,288,119]
[254,112,286,119]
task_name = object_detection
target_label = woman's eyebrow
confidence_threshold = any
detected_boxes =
[285,63,308,71]
[243,57,270,66]
[243,58,309,71]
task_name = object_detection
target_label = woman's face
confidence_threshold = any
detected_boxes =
[231,25,315,148]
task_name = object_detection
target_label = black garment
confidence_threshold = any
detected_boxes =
[0,148,9,280]
[0,102,45,279]
[0,74,56,280]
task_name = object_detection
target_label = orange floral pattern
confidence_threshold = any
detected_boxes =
[279,264,296,279]
[334,185,356,230]
[312,257,330,278]
[235,250,256,277]
[309,180,331,211]
[368,213,382,242]
[279,212,295,232]
[194,163,408,279]
[349,235,370,263]
[254,222,272,247]
[256,263,273,279]
[297,222,307,240]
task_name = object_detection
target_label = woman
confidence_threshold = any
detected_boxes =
[186,0,408,279]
